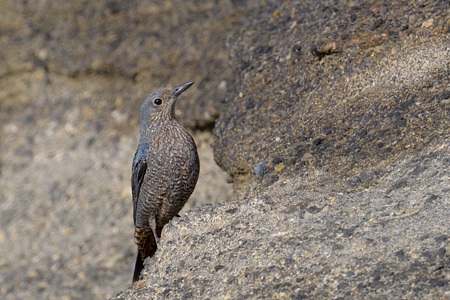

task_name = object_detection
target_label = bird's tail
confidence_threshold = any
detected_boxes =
[132,226,158,283]
[132,251,144,283]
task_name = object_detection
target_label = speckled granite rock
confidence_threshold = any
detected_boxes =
[214,0,450,195]
[114,140,450,299]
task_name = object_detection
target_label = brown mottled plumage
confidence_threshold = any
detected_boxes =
[131,82,199,283]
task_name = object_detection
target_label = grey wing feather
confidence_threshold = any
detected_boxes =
[131,143,150,224]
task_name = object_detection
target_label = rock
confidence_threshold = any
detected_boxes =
[114,140,450,299]
[214,0,450,195]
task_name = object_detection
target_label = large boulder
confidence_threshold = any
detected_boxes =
[114,0,450,298]
[214,0,450,195]
[114,140,450,299]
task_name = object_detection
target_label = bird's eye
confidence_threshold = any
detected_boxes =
[154,98,162,105]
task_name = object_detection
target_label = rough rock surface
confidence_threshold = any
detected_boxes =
[214,0,450,195]
[116,140,450,299]
[1,0,449,299]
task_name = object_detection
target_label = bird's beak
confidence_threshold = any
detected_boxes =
[174,81,194,96]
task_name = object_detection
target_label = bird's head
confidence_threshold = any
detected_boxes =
[140,81,194,125]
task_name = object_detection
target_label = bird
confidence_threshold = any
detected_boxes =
[131,81,200,283]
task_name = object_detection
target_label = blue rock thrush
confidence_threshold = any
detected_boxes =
[131,82,200,283]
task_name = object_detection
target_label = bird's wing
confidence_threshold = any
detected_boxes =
[131,143,149,224]
[186,150,200,191]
